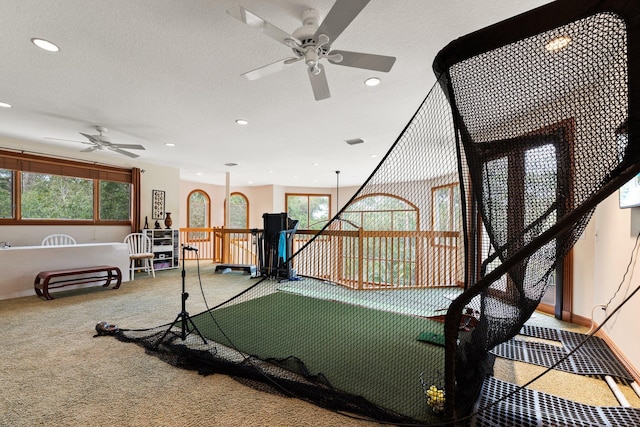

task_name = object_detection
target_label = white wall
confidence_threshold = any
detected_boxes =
[179,180,276,229]
[570,219,596,322]
[248,185,276,227]
[139,160,180,230]
[179,180,358,229]
[0,224,132,247]
[582,191,640,370]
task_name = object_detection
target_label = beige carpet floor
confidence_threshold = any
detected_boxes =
[1,261,638,426]
[0,262,380,427]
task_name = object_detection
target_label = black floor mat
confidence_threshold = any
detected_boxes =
[471,377,640,427]
[491,325,633,381]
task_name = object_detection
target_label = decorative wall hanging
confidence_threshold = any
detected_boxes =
[152,190,165,220]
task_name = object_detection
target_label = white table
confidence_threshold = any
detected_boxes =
[0,243,130,300]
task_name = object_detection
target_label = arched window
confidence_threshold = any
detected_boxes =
[228,192,248,229]
[339,193,420,288]
[341,193,418,230]
[187,190,210,240]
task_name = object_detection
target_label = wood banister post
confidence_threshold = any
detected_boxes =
[358,227,364,290]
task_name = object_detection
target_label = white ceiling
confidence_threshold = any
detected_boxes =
[0,0,551,188]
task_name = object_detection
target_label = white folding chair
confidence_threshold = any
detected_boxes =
[41,234,77,246]
[124,233,156,279]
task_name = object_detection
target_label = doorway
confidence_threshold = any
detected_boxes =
[475,123,573,320]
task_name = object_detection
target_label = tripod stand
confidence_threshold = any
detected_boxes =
[152,245,207,349]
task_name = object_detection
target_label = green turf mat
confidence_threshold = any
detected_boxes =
[417,331,445,347]
[278,280,459,318]
[191,292,445,420]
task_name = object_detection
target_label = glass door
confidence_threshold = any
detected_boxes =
[476,129,571,320]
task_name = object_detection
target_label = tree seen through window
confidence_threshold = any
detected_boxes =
[100,181,131,221]
[187,190,210,241]
[229,193,248,229]
[188,190,209,228]
[341,194,418,230]
[21,172,93,220]
[0,169,13,219]
[286,194,330,230]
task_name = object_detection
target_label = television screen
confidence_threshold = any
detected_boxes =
[619,173,640,208]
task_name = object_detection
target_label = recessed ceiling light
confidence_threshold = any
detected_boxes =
[545,35,571,52]
[364,77,381,87]
[31,38,60,52]
[225,162,238,167]
[313,163,319,166]
[248,181,253,184]
[370,154,378,158]
[268,170,273,173]
[165,142,175,147]
[0,102,11,108]
[235,119,248,125]
[196,172,203,176]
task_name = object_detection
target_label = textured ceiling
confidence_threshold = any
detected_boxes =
[0,0,551,187]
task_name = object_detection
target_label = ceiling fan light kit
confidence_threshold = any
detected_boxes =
[227,0,396,101]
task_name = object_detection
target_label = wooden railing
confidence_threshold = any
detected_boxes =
[180,227,260,266]
[179,227,461,289]
[180,227,222,261]
[291,229,461,289]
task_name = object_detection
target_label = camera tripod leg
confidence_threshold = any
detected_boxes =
[185,314,207,344]
[152,311,207,349]
[151,245,207,350]
[152,313,182,349]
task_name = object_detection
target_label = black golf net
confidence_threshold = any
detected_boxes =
[116,0,640,425]
[434,0,640,418]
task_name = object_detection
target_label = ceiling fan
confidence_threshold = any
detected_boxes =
[46,126,145,158]
[226,0,396,101]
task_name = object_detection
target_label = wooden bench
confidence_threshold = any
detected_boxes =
[34,265,122,300]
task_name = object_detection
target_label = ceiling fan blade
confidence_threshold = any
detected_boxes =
[111,143,145,150]
[308,64,330,101]
[79,132,102,144]
[328,50,396,72]
[227,6,294,47]
[313,0,370,44]
[80,146,100,153]
[242,58,298,81]
[45,136,91,145]
[109,147,139,158]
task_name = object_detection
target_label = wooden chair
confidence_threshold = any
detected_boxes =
[124,233,155,279]
[41,234,77,246]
